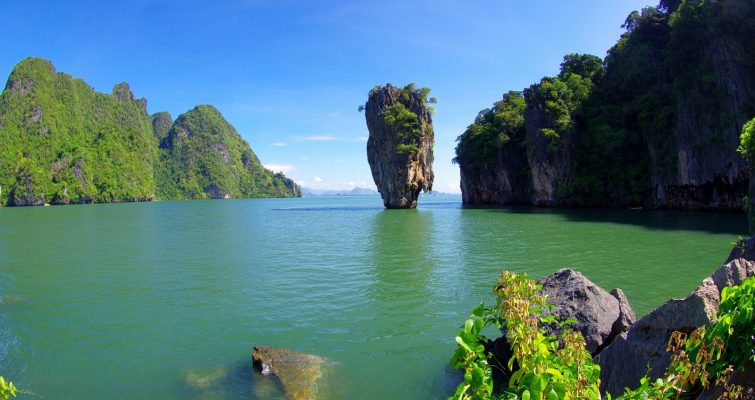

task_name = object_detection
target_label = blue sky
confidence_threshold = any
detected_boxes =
[0,0,653,193]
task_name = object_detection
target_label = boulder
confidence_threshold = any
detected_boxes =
[596,258,755,397]
[538,268,636,355]
[364,84,434,209]
[252,346,327,400]
[485,268,635,388]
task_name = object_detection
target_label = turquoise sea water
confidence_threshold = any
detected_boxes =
[0,195,746,399]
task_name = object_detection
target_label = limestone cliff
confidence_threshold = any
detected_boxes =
[365,83,434,208]
[455,0,755,210]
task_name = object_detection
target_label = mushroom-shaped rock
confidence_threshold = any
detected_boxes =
[252,346,328,400]
[364,83,434,208]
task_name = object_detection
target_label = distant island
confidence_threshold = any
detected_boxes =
[300,187,379,197]
[0,58,300,207]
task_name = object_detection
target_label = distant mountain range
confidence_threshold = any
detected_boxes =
[300,187,379,196]
[300,186,458,197]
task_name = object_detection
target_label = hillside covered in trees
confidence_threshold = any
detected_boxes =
[0,58,300,206]
[455,0,755,210]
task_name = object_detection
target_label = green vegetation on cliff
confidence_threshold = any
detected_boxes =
[157,105,300,199]
[455,0,755,209]
[0,58,157,205]
[375,83,436,156]
[0,57,300,206]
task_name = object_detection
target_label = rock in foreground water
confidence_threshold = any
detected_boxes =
[364,83,434,208]
[252,346,327,400]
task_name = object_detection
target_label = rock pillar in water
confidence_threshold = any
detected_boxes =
[364,83,434,209]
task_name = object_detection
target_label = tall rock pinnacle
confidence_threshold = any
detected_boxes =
[364,83,435,209]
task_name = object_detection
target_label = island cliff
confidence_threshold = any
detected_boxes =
[0,57,300,206]
[364,83,435,208]
[455,0,755,210]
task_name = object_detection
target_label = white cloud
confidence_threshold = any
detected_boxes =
[300,156,311,161]
[264,164,297,173]
[314,176,323,182]
[271,142,287,147]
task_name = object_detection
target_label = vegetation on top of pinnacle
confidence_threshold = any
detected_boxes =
[454,0,755,208]
[156,104,300,199]
[0,57,157,205]
[367,83,436,157]
[0,57,300,206]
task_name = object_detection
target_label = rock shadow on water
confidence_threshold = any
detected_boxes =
[478,205,746,235]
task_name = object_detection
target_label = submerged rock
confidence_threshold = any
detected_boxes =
[364,83,434,208]
[252,346,327,400]
[596,258,755,397]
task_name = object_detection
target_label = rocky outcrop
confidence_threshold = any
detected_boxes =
[539,268,636,355]
[252,346,328,400]
[486,268,636,387]
[596,258,755,397]
[456,0,755,211]
[365,84,434,208]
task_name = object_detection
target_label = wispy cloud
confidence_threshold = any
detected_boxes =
[314,176,323,182]
[264,164,297,173]
[271,142,287,147]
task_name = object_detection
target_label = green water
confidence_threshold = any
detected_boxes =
[0,196,745,399]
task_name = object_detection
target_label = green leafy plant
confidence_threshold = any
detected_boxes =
[450,273,754,400]
[449,271,601,400]
[615,276,754,399]
[0,376,17,400]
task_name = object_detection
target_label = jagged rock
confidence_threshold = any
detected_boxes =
[485,268,635,389]
[112,82,136,102]
[252,346,328,400]
[596,258,755,397]
[538,268,636,355]
[365,83,434,208]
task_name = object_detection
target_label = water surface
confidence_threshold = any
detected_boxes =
[0,195,745,399]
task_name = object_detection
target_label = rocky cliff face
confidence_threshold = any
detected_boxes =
[365,84,434,208]
[455,0,755,211]
[456,91,531,205]
[522,90,578,206]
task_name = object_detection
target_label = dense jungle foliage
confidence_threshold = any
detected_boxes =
[455,0,755,206]
[0,58,299,206]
